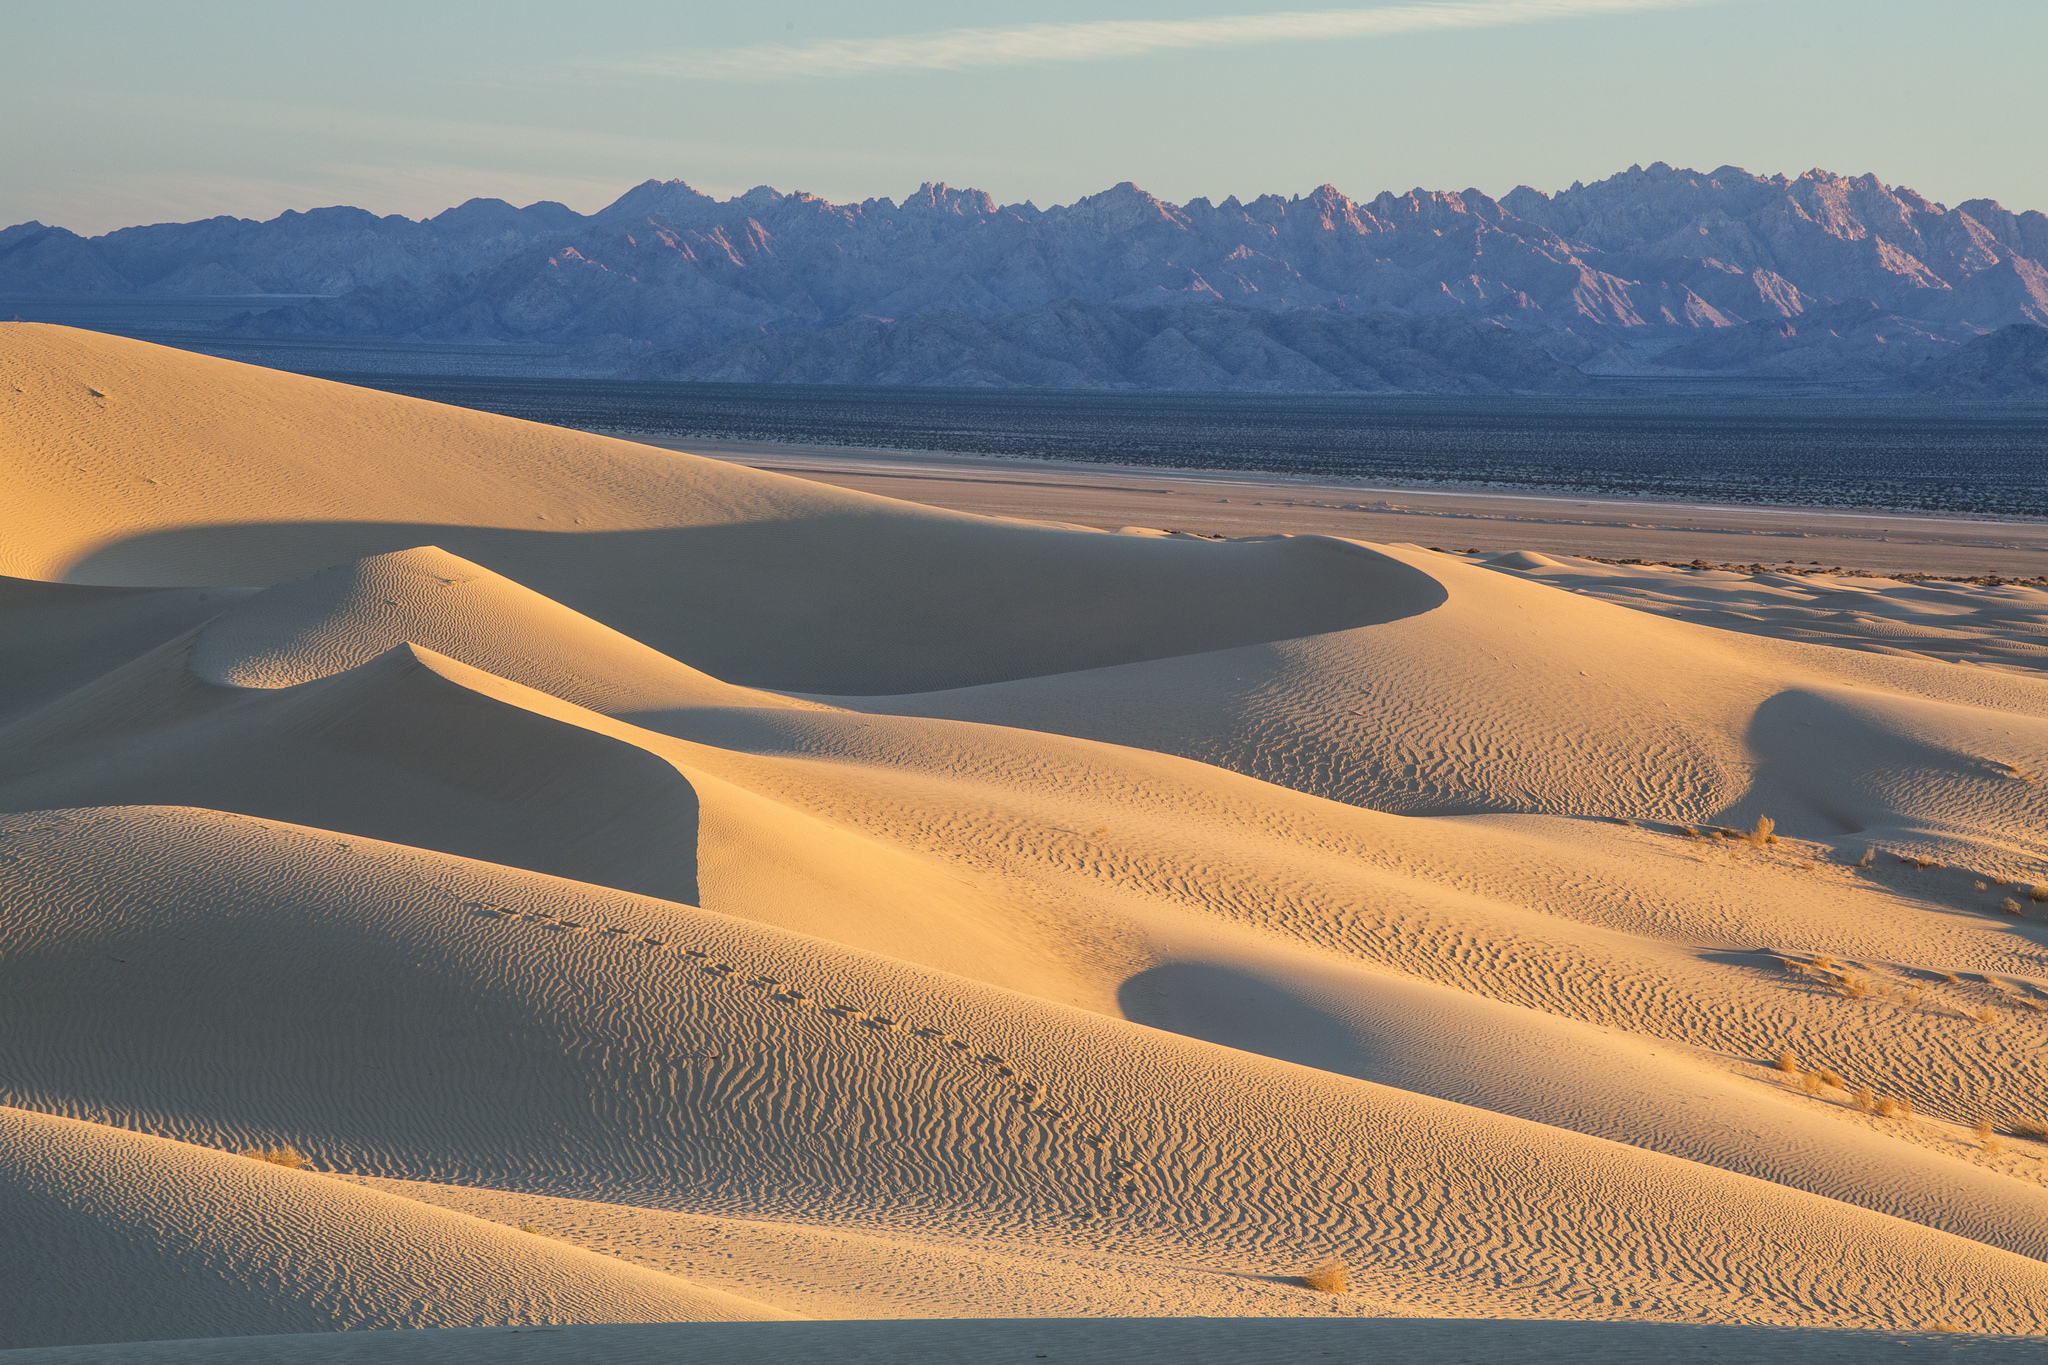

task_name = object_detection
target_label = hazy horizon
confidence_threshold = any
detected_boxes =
[11,157,2038,240]
[5,1,2044,236]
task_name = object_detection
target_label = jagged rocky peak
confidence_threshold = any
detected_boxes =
[1055,182,1188,232]
[596,178,719,223]
[905,183,999,216]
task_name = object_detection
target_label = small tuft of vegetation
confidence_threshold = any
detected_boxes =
[2012,1119,2048,1143]
[1816,1068,1843,1089]
[1774,1048,1800,1073]
[518,1222,543,1235]
[1746,816,1777,847]
[239,1146,307,1170]
[1852,1086,1876,1113]
[1838,974,1871,1000]
[1857,848,1876,869]
[2030,884,2048,904]
[2000,898,2024,916]
[1930,1320,1965,1333]
[1973,1007,1999,1026]
[1300,1258,1348,1294]
[1800,1072,1825,1095]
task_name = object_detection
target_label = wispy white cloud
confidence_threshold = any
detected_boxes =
[613,0,1722,82]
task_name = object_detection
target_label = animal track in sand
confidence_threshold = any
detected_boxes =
[432,878,1129,1204]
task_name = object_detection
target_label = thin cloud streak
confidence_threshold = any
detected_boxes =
[617,0,1722,82]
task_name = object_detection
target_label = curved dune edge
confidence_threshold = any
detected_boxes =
[0,1105,784,1350]
[3,807,2047,1337]
[0,325,1442,693]
[5,326,2048,1349]
[3,553,2046,1256]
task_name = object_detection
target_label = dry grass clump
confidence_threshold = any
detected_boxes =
[1874,1096,1912,1119]
[1745,816,1777,847]
[238,1145,307,1169]
[1900,854,1939,870]
[1852,1086,1876,1113]
[2000,898,2024,915]
[517,1222,544,1235]
[1838,973,1871,1000]
[1972,1007,2000,1026]
[1299,1258,1348,1293]
[1930,1320,1965,1333]
[1941,972,1962,984]
[1974,1118,2003,1155]
[1857,847,1876,868]
[2011,1119,2048,1143]
[1774,1048,1800,1073]
[2030,883,2048,904]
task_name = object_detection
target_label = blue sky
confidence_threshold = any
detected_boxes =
[4,0,2043,234]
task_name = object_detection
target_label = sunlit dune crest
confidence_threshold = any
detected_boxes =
[2,324,2046,1358]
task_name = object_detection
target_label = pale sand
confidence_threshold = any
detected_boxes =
[648,438,2048,579]
[4,1320,2044,1365]
[2,325,2047,1354]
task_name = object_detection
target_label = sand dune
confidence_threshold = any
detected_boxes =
[6,806,2047,1339]
[9,1319,2047,1365]
[3,327,2048,1354]
[1,325,1432,692]
[0,1105,778,1350]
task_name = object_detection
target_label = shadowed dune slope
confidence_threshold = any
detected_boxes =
[0,575,251,726]
[0,326,1439,692]
[6,548,2045,1259]
[0,1105,781,1350]
[855,543,2048,868]
[3,806,2048,1336]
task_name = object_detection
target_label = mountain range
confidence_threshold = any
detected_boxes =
[4,163,2045,394]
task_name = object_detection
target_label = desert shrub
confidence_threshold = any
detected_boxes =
[2031,884,2048,904]
[1875,1097,1900,1118]
[1800,1072,1824,1095]
[2000,898,2024,915]
[1300,1258,1348,1294]
[1838,974,1870,1000]
[1775,1048,1799,1073]
[1746,816,1776,847]
[1852,1086,1876,1113]
[2012,1119,2048,1142]
[1817,1068,1843,1089]
[518,1222,543,1235]
[1973,1007,1999,1026]
[1857,848,1876,868]
[239,1146,307,1169]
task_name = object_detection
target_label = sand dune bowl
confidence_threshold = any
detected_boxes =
[2,325,2046,1358]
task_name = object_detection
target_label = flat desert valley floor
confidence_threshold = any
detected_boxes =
[3,325,2047,1361]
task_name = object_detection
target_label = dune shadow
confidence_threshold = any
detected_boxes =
[1118,959,1372,1079]
[65,518,1448,695]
